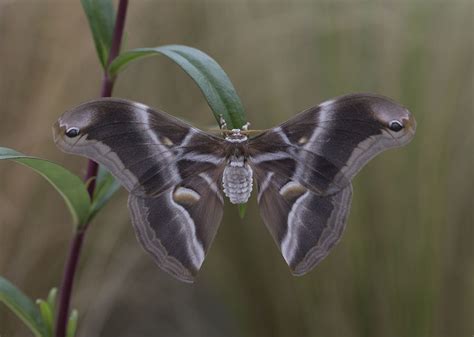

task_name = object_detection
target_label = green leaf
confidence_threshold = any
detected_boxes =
[34,287,58,337]
[89,165,121,221]
[0,276,48,337]
[109,45,247,129]
[36,299,53,337]
[81,0,115,68]
[0,147,91,227]
[67,309,79,337]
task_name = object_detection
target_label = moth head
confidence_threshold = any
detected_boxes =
[370,97,417,146]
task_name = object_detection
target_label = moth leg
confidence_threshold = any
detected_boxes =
[241,122,251,131]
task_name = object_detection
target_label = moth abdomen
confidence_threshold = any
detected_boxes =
[222,156,253,204]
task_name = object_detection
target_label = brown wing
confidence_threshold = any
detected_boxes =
[254,168,352,275]
[54,98,227,282]
[249,93,416,195]
[249,93,415,274]
[53,98,226,197]
[128,168,225,283]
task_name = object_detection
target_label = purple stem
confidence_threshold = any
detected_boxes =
[55,1,128,337]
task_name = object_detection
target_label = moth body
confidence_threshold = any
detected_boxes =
[220,129,254,204]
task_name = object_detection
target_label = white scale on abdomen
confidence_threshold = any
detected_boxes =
[222,156,253,204]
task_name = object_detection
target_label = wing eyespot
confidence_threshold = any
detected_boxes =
[65,127,80,138]
[388,120,404,132]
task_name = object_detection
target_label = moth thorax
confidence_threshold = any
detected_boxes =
[222,156,253,204]
[225,129,247,143]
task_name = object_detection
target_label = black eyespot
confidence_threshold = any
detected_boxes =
[388,120,404,132]
[65,127,80,138]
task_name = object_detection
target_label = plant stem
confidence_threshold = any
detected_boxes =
[54,231,84,337]
[55,1,129,337]
[86,0,128,196]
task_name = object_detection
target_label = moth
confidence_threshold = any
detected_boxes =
[53,93,416,283]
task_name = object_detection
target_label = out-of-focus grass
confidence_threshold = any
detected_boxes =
[0,1,472,337]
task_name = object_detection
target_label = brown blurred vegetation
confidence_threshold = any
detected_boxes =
[0,1,472,336]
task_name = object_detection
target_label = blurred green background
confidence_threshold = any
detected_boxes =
[0,1,472,336]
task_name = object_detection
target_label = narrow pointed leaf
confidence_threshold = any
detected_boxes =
[36,299,53,337]
[0,276,48,337]
[0,147,91,226]
[66,309,79,337]
[46,288,58,316]
[81,0,115,68]
[109,45,247,129]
